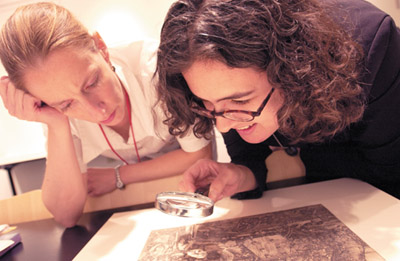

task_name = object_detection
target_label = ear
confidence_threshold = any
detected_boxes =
[91,31,110,63]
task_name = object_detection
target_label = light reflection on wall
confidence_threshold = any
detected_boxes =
[93,9,144,47]
[63,0,176,47]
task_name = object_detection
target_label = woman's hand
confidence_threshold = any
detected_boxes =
[179,159,256,202]
[86,168,117,196]
[0,76,65,125]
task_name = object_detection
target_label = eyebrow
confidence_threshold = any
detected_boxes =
[215,90,254,102]
[193,90,254,103]
[47,68,99,107]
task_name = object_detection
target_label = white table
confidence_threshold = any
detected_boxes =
[74,178,400,261]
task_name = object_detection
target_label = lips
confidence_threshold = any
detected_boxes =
[100,110,116,125]
[237,124,254,130]
[236,123,256,135]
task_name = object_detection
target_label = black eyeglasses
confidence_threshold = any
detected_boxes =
[190,88,275,122]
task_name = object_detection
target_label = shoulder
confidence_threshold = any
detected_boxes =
[325,0,400,97]
[322,0,394,47]
[110,40,160,103]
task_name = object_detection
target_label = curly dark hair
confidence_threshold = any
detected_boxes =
[156,0,365,143]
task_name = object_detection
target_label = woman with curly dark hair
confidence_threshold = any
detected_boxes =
[156,0,400,201]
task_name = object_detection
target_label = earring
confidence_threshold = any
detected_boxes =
[111,65,115,72]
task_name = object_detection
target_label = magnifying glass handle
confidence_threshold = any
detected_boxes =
[195,184,210,196]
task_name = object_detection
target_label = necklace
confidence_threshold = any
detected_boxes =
[98,88,141,165]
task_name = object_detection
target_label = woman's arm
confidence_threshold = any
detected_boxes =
[86,142,213,196]
[223,129,273,199]
[41,119,87,228]
[1,78,87,227]
[123,142,213,182]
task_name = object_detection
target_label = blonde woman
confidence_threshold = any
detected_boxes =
[0,2,212,227]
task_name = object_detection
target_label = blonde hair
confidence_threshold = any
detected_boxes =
[0,2,94,90]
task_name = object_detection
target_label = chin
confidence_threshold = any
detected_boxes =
[238,132,269,144]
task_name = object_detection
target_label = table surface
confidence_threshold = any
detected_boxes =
[0,203,153,261]
[75,178,400,261]
[2,178,400,261]
[0,178,305,261]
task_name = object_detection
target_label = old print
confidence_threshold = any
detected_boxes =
[139,204,383,260]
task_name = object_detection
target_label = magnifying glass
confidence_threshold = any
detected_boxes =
[155,191,214,218]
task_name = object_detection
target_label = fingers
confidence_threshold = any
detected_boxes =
[179,167,198,193]
[179,159,241,202]
[1,78,19,115]
[208,178,225,202]
[86,177,99,197]
[180,158,220,192]
[86,169,98,196]
[1,79,21,116]
[199,162,244,202]
[86,168,116,197]
[208,169,235,202]
[13,86,25,116]
[0,76,8,99]
[0,77,43,121]
[0,76,11,108]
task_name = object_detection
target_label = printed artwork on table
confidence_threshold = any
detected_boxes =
[139,204,384,260]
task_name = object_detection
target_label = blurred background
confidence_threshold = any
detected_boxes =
[0,0,399,200]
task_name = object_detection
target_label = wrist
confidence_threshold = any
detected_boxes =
[236,164,257,192]
[46,115,69,131]
[39,105,68,125]
[231,165,262,200]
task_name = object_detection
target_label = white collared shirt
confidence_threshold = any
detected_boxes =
[68,40,210,171]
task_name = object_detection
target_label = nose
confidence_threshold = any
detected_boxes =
[83,96,107,120]
[214,116,235,133]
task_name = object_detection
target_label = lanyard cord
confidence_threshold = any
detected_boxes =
[98,88,141,165]
[272,133,284,148]
[272,133,299,157]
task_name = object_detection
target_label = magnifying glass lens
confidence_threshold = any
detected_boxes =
[155,191,214,217]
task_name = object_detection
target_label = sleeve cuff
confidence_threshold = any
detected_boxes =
[230,185,266,200]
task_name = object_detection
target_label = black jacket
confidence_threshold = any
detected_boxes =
[223,0,400,198]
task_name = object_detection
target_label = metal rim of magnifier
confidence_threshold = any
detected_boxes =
[155,191,214,217]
